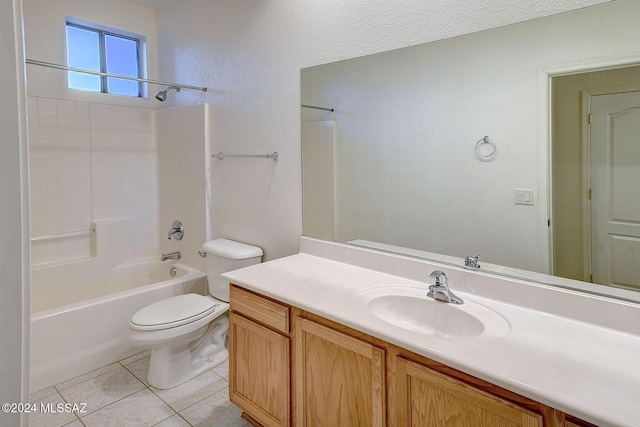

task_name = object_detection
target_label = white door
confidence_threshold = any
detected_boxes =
[590,91,640,290]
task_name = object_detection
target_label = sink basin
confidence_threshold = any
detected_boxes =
[356,286,509,340]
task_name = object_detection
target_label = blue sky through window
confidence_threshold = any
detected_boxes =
[106,34,139,96]
[66,25,101,92]
[66,23,141,97]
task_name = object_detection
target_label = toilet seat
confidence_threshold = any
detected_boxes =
[130,294,219,331]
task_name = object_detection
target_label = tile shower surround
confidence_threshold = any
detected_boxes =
[29,351,250,427]
[28,97,210,309]
[28,96,160,266]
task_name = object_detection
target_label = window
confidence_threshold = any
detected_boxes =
[66,21,143,97]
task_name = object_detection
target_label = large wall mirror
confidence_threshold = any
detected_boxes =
[301,0,640,303]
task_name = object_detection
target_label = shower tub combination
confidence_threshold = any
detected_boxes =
[30,260,206,392]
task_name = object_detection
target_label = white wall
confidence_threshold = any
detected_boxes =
[0,0,30,425]
[158,103,212,270]
[154,0,611,261]
[23,0,158,108]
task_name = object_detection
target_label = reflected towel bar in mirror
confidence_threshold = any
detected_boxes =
[212,152,279,161]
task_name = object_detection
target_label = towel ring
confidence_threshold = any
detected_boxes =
[475,136,497,161]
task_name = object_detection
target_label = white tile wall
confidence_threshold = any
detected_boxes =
[90,103,159,264]
[28,97,211,311]
[28,96,92,265]
[28,97,161,267]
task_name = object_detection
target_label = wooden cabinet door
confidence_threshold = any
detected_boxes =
[229,312,290,427]
[294,318,385,427]
[396,357,542,427]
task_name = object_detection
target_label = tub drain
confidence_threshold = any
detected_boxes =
[169,266,177,277]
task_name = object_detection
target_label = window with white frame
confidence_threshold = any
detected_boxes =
[66,20,144,97]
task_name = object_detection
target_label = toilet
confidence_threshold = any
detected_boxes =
[129,239,262,389]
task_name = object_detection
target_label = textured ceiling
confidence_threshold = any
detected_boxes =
[126,0,176,10]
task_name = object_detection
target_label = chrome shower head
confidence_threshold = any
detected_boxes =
[154,86,180,102]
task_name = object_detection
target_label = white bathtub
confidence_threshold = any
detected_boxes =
[30,260,207,392]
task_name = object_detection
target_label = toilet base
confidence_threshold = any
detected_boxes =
[147,315,229,389]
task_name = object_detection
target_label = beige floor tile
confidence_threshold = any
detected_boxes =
[28,392,78,427]
[154,414,192,427]
[179,388,246,427]
[123,355,150,386]
[118,350,150,366]
[62,421,84,427]
[211,360,229,381]
[30,386,57,402]
[58,366,145,415]
[81,389,174,427]
[55,362,121,391]
[152,370,228,412]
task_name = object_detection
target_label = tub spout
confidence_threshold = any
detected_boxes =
[161,252,181,261]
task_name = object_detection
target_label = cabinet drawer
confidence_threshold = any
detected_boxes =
[230,285,290,334]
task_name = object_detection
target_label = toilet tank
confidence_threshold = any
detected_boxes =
[202,239,263,302]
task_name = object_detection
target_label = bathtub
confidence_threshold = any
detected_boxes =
[30,260,207,392]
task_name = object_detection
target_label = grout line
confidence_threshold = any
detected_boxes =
[43,353,238,427]
[147,413,180,427]
[54,362,121,392]
[147,370,227,414]
[77,388,176,421]
[149,412,194,427]
[57,371,148,417]
[175,385,230,417]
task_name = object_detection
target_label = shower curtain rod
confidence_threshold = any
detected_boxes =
[301,104,334,112]
[25,59,208,92]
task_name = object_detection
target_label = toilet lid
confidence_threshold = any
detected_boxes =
[131,294,218,331]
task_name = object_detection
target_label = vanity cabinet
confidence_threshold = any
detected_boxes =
[395,357,542,426]
[294,317,386,426]
[228,286,290,427]
[229,285,593,427]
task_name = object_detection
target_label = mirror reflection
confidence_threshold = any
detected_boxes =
[301,0,640,301]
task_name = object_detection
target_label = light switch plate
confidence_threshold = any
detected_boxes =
[515,189,534,205]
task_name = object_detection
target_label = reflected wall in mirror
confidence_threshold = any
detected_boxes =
[301,0,640,301]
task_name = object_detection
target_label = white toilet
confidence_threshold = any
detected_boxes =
[129,239,262,389]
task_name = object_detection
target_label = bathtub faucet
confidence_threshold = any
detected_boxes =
[161,251,181,261]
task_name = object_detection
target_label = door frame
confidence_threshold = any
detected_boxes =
[537,54,640,275]
[581,85,640,281]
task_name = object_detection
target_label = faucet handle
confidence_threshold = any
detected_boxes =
[168,220,184,240]
[464,253,481,270]
[427,270,464,305]
[429,270,448,286]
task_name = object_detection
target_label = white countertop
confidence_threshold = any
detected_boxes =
[222,238,640,427]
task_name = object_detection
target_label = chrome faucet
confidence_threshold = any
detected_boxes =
[427,270,464,304]
[167,220,184,240]
[161,251,181,261]
[464,254,481,270]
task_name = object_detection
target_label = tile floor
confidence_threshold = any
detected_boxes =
[29,351,250,427]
